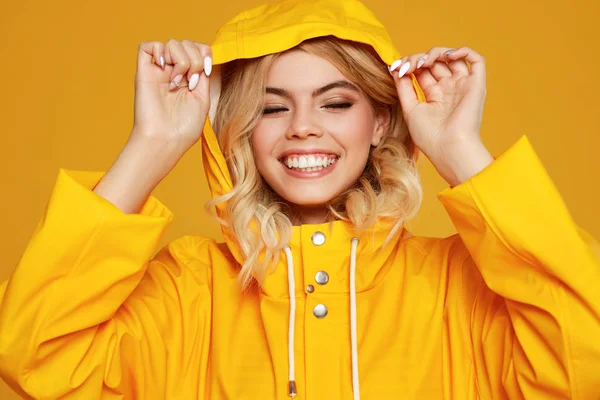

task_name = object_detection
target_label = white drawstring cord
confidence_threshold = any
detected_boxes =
[283,239,360,399]
[284,246,297,398]
[350,237,360,400]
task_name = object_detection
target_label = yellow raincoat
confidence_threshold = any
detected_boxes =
[1,0,600,398]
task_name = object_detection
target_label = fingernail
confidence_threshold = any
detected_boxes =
[189,73,199,91]
[204,57,213,76]
[389,59,402,73]
[160,55,165,69]
[398,61,410,78]
[417,55,428,69]
[169,74,183,90]
[443,49,456,55]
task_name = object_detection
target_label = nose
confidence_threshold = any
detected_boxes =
[286,105,323,140]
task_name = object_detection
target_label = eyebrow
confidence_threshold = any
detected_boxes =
[265,80,360,98]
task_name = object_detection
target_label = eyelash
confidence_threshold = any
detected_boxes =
[263,102,353,115]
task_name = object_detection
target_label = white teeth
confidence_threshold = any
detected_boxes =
[298,156,307,169]
[282,155,338,171]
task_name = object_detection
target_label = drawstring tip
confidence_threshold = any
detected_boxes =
[288,380,297,397]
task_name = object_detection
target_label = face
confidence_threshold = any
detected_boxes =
[251,50,387,213]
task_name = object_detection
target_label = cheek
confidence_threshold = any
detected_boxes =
[326,109,376,150]
[251,121,280,172]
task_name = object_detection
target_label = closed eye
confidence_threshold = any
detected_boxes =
[324,102,353,109]
[263,103,353,114]
[263,107,288,115]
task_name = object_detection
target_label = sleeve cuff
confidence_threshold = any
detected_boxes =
[436,135,580,264]
[57,168,173,221]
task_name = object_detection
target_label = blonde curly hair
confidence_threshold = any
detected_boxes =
[207,36,422,288]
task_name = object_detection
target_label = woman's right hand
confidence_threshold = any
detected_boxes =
[93,40,212,214]
[131,39,213,154]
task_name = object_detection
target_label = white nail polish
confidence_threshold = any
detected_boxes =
[160,55,165,69]
[204,57,213,76]
[398,61,410,78]
[417,55,428,69]
[389,59,402,72]
[189,73,200,91]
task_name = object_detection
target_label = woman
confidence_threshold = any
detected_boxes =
[0,0,598,398]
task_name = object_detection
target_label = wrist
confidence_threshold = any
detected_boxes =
[128,129,188,159]
[436,139,494,186]
[131,132,187,175]
[92,133,184,214]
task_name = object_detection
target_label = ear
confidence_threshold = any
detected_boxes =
[371,108,390,147]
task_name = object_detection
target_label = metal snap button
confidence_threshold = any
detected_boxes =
[313,304,328,318]
[311,231,326,246]
[306,284,315,293]
[315,271,329,285]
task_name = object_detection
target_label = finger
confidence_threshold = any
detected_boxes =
[137,41,166,75]
[415,53,429,70]
[191,42,213,76]
[408,52,433,78]
[191,42,213,97]
[443,49,470,76]
[417,46,457,69]
[181,40,206,91]
[393,52,429,79]
[413,68,437,91]
[152,42,165,69]
[441,46,486,86]
[395,72,420,115]
[446,58,469,76]
[429,60,452,81]
[435,48,469,76]
[164,39,191,90]
[388,55,408,71]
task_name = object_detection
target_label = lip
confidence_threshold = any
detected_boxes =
[278,148,340,160]
[280,157,339,179]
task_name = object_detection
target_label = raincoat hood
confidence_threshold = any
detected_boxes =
[200,0,422,268]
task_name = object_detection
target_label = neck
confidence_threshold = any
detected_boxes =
[289,204,331,226]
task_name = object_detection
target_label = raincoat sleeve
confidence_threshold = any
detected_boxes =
[437,136,600,399]
[0,169,212,399]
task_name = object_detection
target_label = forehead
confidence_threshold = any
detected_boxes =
[266,50,347,90]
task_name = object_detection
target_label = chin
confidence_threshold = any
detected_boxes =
[280,188,342,207]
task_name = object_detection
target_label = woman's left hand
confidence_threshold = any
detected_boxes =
[390,46,494,186]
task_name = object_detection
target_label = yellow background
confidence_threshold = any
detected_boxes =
[0,0,598,397]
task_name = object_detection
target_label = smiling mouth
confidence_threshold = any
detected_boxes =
[280,154,339,172]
